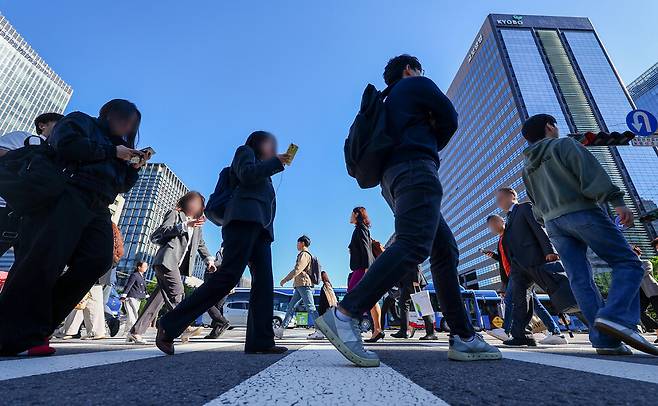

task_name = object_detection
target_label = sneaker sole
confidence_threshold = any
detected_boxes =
[315,317,380,368]
[595,319,658,356]
[448,349,502,362]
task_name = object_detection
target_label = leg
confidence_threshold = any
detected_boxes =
[510,270,534,340]
[397,289,411,334]
[423,315,435,336]
[244,232,275,352]
[281,289,302,329]
[123,297,140,334]
[83,285,106,337]
[502,279,514,335]
[60,309,84,336]
[159,222,261,338]
[370,304,382,335]
[532,291,560,334]
[298,286,319,321]
[131,286,165,335]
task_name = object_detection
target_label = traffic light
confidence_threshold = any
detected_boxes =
[569,131,635,146]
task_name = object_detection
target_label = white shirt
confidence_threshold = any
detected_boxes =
[178,218,194,267]
[0,131,45,207]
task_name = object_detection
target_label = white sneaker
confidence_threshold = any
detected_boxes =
[307,330,325,340]
[273,327,284,339]
[181,326,203,343]
[126,332,147,344]
[540,333,568,345]
[486,328,510,342]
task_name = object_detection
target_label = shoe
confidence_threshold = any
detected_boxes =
[180,326,203,344]
[364,331,385,343]
[245,346,288,354]
[419,334,439,341]
[594,317,658,356]
[315,308,380,367]
[391,330,410,339]
[540,333,568,345]
[448,334,502,361]
[155,326,174,355]
[596,344,633,356]
[26,339,56,357]
[307,330,325,340]
[503,336,537,347]
[409,327,416,338]
[126,333,147,345]
[59,333,82,340]
[205,323,230,339]
[273,326,284,339]
[654,337,658,344]
[82,335,106,341]
[486,328,510,342]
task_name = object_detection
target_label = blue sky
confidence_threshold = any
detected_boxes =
[2,0,658,286]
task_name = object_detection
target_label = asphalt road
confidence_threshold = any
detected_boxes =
[1,328,658,405]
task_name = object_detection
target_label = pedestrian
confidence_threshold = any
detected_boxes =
[127,191,216,345]
[393,264,438,341]
[155,131,291,355]
[0,112,64,260]
[521,113,657,356]
[121,261,148,339]
[276,235,321,340]
[0,100,147,356]
[633,245,658,342]
[306,271,338,340]
[483,213,566,345]
[316,55,501,366]
[204,245,231,339]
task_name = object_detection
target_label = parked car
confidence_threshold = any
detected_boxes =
[201,300,296,329]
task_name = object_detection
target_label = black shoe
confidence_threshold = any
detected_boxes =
[391,330,409,339]
[205,323,230,339]
[503,336,537,347]
[419,334,439,341]
[245,345,288,354]
[365,331,385,343]
[155,326,175,355]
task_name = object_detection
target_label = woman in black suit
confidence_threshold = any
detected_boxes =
[157,131,290,355]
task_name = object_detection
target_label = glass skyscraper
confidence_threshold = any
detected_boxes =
[0,13,72,135]
[441,14,658,290]
[628,62,658,120]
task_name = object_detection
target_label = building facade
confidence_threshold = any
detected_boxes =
[0,13,72,135]
[440,14,658,290]
[115,163,192,283]
[628,62,658,119]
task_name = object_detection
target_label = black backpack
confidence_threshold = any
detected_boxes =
[304,251,321,285]
[344,84,395,189]
[205,167,234,227]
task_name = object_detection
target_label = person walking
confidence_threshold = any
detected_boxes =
[633,245,658,341]
[127,191,216,344]
[316,55,501,366]
[393,264,438,341]
[483,214,566,345]
[121,261,148,339]
[521,113,658,356]
[204,246,231,339]
[0,100,146,356]
[307,271,339,340]
[276,235,320,339]
[155,131,291,355]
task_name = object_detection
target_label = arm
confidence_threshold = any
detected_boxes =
[521,204,555,257]
[48,112,117,163]
[121,274,136,298]
[415,77,459,143]
[231,145,284,185]
[150,210,185,245]
[281,252,311,285]
[196,231,215,264]
[559,138,625,207]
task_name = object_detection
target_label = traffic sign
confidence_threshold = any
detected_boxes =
[626,109,658,136]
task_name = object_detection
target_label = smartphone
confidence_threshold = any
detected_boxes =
[129,147,156,164]
[141,147,156,157]
[285,143,299,165]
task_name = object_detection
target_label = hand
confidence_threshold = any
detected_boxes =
[280,280,285,287]
[207,263,217,273]
[545,253,559,262]
[116,145,142,162]
[615,206,634,228]
[186,217,205,228]
[277,153,292,165]
[483,250,494,258]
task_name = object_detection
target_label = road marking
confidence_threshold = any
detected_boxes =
[502,348,658,384]
[0,341,236,381]
[207,344,449,405]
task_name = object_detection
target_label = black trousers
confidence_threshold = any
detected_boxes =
[0,206,20,262]
[640,290,658,331]
[0,189,113,353]
[160,221,274,352]
[131,264,185,335]
[205,271,229,327]
[509,266,537,340]
[380,294,399,329]
[398,287,434,336]
[340,160,474,339]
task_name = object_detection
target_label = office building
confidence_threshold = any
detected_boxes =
[0,13,72,135]
[628,62,658,119]
[441,14,658,290]
[116,163,190,283]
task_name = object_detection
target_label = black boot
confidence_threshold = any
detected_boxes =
[205,323,229,339]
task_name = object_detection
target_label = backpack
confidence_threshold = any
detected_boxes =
[344,84,395,189]
[204,167,234,227]
[304,251,321,285]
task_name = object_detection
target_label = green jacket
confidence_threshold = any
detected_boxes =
[522,137,625,222]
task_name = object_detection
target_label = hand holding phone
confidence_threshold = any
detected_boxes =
[129,147,156,166]
[283,143,298,166]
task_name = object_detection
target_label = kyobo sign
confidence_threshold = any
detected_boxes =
[467,34,483,63]
[496,15,524,26]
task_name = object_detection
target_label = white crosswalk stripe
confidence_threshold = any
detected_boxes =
[207,344,449,405]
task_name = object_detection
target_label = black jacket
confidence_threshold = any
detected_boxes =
[224,145,285,241]
[385,76,458,168]
[349,222,374,270]
[48,111,139,204]
[502,202,556,269]
[123,271,146,299]
[490,249,510,292]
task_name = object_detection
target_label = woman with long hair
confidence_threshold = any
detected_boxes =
[156,131,291,355]
[0,99,147,356]
[347,206,385,343]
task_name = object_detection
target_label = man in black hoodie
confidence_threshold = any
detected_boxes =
[316,55,501,367]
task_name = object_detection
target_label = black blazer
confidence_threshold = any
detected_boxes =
[490,250,510,292]
[123,271,147,299]
[502,202,556,269]
[349,222,374,270]
[224,145,285,241]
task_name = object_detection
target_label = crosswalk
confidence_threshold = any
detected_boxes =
[2,328,658,405]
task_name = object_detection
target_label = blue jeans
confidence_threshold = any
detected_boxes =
[282,286,319,328]
[502,277,560,335]
[545,208,644,348]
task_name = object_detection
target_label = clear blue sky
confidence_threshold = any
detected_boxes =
[3,0,657,286]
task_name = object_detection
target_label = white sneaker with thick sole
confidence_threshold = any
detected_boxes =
[486,328,510,342]
[540,333,568,345]
[307,330,324,340]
